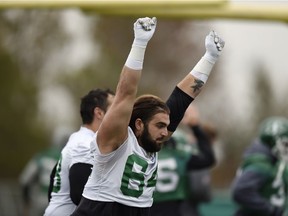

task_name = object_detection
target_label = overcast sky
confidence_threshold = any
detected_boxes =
[39,2,288,129]
[207,19,288,121]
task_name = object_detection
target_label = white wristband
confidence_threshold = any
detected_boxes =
[125,44,146,70]
[190,57,214,83]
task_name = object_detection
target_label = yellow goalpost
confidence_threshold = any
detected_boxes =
[0,0,288,22]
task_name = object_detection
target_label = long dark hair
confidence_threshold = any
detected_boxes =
[129,94,170,132]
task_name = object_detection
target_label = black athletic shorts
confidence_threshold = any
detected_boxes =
[150,200,182,216]
[71,196,151,216]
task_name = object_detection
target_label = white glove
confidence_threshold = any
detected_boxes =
[203,30,225,64]
[190,30,225,83]
[125,17,157,70]
[133,17,157,47]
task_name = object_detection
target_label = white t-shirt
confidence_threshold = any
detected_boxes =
[83,127,158,207]
[44,126,95,216]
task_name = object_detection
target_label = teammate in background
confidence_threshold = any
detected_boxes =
[185,119,218,216]
[71,17,224,216]
[151,105,216,216]
[231,116,288,216]
[19,126,71,216]
[44,89,115,216]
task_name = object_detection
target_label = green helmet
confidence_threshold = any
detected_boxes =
[259,116,288,161]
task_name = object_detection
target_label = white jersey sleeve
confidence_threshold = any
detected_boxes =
[70,134,95,166]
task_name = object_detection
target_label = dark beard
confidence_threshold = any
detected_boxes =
[139,126,162,153]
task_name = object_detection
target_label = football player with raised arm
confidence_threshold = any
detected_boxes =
[71,17,225,216]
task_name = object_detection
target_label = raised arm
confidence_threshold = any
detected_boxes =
[167,31,225,137]
[97,17,157,154]
[178,30,225,97]
[182,105,216,170]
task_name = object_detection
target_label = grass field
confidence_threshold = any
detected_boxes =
[200,190,236,216]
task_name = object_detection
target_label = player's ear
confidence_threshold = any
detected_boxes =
[135,118,144,132]
[94,107,104,119]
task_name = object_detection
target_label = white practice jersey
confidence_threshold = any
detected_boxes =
[83,127,158,207]
[44,127,95,216]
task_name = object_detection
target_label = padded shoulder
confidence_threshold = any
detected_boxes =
[242,154,273,175]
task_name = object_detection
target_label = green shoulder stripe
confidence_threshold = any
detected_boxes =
[242,154,272,175]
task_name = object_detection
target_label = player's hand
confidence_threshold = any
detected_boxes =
[204,30,225,64]
[181,105,200,127]
[133,17,157,47]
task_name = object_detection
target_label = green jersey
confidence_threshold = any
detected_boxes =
[153,145,191,202]
[242,155,288,209]
[232,141,288,216]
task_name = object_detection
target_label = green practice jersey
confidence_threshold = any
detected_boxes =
[242,154,288,208]
[233,143,288,216]
[153,145,191,202]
